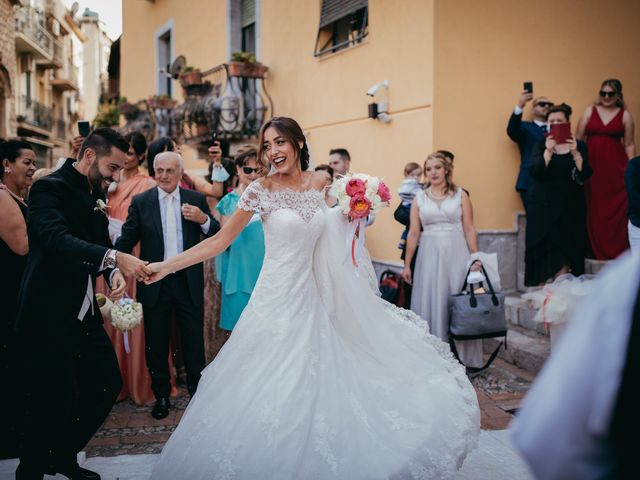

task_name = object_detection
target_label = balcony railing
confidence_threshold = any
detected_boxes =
[17,95,53,131]
[14,5,53,60]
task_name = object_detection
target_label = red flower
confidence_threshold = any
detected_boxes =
[349,193,371,219]
[345,178,366,197]
[377,182,391,202]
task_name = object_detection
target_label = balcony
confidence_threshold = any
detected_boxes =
[14,5,53,61]
[40,38,63,69]
[51,64,78,91]
[17,95,53,132]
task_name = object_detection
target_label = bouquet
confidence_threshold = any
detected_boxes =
[332,173,391,267]
[110,297,143,353]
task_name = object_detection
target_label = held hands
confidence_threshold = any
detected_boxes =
[401,266,412,285]
[208,143,222,166]
[545,135,557,152]
[144,262,171,284]
[70,135,85,160]
[182,203,207,224]
[517,91,534,109]
[109,270,127,299]
[116,252,152,282]
[469,259,483,272]
[566,135,579,155]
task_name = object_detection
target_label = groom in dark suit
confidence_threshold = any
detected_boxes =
[507,90,553,212]
[116,151,219,419]
[14,128,152,480]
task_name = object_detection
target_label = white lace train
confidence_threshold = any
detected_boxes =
[150,182,480,479]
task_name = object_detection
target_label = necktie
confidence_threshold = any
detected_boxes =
[165,194,178,260]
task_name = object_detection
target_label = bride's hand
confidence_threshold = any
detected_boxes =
[144,262,171,284]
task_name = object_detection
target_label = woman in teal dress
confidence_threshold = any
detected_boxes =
[216,148,265,331]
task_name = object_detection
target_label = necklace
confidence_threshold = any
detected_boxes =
[427,187,447,199]
[0,183,27,207]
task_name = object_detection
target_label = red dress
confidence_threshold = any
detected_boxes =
[584,107,630,259]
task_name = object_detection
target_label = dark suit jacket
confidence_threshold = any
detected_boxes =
[115,187,219,309]
[507,112,546,192]
[15,159,113,349]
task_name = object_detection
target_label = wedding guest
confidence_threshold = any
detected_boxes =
[15,128,150,480]
[116,151,219,419]
[216,148,265,332]
[97,131,161,406]
[314,164,334,206]
[577,79,636,259]
[526,104,592,286]
[625,156,640,253]
[0,140,35,459]
[507,91,553,211]
[402,152,483,369]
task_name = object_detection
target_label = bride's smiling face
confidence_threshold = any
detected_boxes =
[262,126,301,175]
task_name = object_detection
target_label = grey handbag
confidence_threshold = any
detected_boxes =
[448,265,507,373]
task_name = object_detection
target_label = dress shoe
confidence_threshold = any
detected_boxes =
[56,465,101,479]
[15,462,44,480]
[151,397,171,419]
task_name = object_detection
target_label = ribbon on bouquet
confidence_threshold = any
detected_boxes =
[343,218,367,271]
[123,331,131,354]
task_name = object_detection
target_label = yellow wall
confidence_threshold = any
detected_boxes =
[433,0,640,230]
[261,0,434,262]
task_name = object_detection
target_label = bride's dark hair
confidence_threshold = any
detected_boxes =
[258,117,310,173]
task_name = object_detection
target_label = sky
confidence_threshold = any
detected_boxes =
[62,0,122,41]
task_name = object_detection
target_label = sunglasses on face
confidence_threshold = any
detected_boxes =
[535,101,554,108]
[242,166,258,174]
[599,90,617,98]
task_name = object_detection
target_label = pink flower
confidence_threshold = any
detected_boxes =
[345,178,366,197]
[349,193,371,219]
[377,182,391,202]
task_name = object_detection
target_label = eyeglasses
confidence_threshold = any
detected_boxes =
[599,90,617,98]
[534,101,554,108]
[242,166,258,174]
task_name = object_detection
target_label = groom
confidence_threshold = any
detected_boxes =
[14,128,152,480]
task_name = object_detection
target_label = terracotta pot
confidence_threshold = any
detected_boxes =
[227,61,268,79]
[148,97,177,109]
[179,71,204,88]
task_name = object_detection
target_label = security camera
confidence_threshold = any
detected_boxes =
[377,112,392,124]
[366,80,389,97]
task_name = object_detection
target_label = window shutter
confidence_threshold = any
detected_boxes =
[319,0,367,28]
[241,0,256,28]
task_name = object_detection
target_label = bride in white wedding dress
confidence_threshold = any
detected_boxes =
[146,117,480,479]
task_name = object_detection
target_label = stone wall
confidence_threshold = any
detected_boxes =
[0,0,17,138]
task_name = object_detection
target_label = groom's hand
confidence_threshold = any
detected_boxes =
[110,270,127,299]
[116,252,151,281]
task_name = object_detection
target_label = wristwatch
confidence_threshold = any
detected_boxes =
[104,249,118,269]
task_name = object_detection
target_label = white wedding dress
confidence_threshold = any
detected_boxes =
[150,182,480,480]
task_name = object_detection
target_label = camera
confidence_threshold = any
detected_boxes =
[366,80,389,97]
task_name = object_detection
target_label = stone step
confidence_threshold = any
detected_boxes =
[505,293,548,336]
[484,326,549,375]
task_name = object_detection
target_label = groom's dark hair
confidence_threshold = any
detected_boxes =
[78,127,129,160]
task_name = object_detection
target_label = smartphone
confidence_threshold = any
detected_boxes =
[210,131,219,148]
[523,82,533,94]
[550,122,571,144]
[78,120,90,137]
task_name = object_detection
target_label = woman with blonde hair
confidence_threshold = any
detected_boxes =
[402,152,484,369]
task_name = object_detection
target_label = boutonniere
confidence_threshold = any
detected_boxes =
[94,199,108,215]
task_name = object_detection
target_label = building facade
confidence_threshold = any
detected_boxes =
[0,0,19,140]
[120,0,640,284]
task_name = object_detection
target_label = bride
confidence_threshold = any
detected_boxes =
[145,117,480,479]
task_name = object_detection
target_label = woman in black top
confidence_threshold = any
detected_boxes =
[525,104,593,286]
[0,139,36,458]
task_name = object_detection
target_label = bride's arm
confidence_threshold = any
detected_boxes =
[146,208,253,282]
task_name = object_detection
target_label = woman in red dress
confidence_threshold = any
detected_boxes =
[577,79,636,259]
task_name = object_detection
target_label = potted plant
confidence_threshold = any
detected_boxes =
[147,94,177,110]
[179,66,204,88]
[227,51,268,78]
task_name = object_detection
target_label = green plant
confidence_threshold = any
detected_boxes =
[93,103,119,127]
[181,66,200,74]
[118,96,128,104]
[231,51,257,63]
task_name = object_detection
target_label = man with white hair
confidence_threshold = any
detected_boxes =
[116,151,219,419]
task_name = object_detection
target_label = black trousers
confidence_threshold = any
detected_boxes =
[143,272,205,398]
[17,318,121,474]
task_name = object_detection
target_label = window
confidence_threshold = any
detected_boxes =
[314,0,368,57]
[156,25,173,97]
[241,0,256,54]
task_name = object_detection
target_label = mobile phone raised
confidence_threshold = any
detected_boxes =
[77,121,90,137]
[550,122,571,144]
[523,82,533,94]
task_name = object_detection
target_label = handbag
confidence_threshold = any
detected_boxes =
[379,269,405,307]
[449,264,507,373]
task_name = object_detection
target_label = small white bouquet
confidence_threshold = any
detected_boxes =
[110,297,143,353]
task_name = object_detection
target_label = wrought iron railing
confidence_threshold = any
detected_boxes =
[17,95,53,131]
[14,5,53,57]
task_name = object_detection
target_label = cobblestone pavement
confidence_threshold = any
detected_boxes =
[85,357,535,457]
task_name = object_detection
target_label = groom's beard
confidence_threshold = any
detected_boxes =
[88,162,114,194]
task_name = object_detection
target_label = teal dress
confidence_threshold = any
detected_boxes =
[216,191,265,330]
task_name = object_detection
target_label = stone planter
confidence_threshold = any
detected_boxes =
[227,61,268,79]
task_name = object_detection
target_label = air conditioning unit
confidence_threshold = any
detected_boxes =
[20,54,35,73]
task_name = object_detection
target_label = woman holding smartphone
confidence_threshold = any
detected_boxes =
[525,103,592,286]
